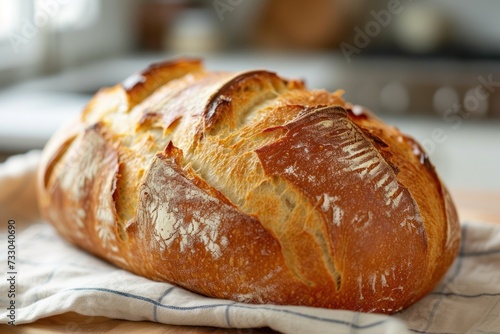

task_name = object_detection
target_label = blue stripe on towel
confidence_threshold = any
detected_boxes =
[153,287,176,322]
[65,287,390,330]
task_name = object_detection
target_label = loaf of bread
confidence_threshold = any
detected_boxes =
[37,58,460,314]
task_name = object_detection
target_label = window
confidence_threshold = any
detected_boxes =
[0,1,21,39]
[0,0,101,83]
[51,0,100,30]
[0,1,35,76]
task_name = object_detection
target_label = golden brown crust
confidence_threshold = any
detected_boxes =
[37,59,460,314]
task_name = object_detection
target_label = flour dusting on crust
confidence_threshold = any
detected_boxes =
[137,151,228,260]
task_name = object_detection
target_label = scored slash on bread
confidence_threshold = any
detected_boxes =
[37,58,460,313]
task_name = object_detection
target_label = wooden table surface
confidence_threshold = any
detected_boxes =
[3,189,500,334]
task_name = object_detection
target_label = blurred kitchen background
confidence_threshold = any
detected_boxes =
[0,0,499,191]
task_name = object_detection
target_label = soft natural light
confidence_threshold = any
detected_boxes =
[50,0,100,30]
[0,0,20,38]
[1,0,100,41]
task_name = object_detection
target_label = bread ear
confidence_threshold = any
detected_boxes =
[123,58,203,107]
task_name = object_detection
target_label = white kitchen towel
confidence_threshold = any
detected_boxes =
[1,151,500,334]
